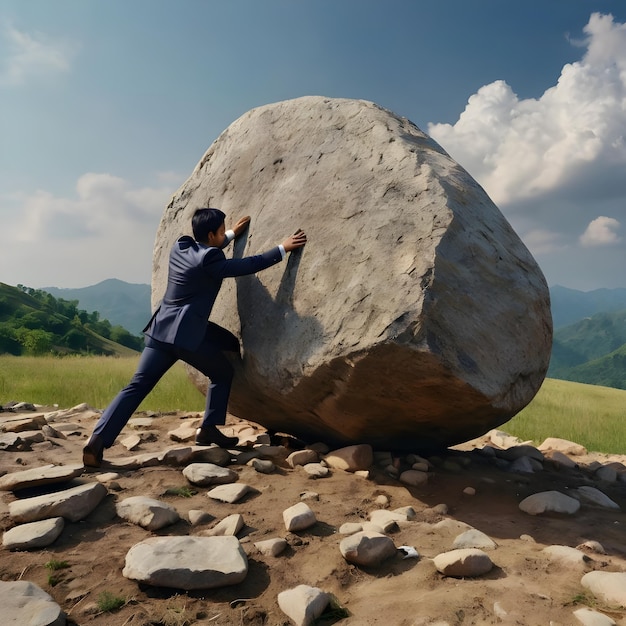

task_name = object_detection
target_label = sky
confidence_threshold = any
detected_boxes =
[2,1,626,292]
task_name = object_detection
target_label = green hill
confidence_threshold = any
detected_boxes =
[41,279,151,335]
[548,309,626,389]
[0,282,140,356]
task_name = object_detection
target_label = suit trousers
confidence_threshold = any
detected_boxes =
[92,331,235,448]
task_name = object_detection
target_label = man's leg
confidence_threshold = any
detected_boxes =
[84,342,176,465]
[179,336,238,446]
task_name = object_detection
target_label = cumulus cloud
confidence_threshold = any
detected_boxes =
[0,23,75,86]
[428,12,626,208]
[427,12,626,288]
[2,173,177,287]
[580,216,622,247]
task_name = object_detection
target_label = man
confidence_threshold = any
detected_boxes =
[83,208,307,467]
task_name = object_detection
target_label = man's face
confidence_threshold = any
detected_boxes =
[207,223,226,247]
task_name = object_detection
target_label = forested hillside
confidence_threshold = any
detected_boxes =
[549,309,626,389]
[0,283,142,356]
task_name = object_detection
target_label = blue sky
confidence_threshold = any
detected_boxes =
[2,1,626,291]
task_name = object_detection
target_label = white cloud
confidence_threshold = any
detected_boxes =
[522,228,568,256]
[0,24,75,86]
[428,12,626,208]
[2,173,177,288]
[580,216,622,247]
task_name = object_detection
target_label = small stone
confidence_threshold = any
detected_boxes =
[187,510,214,526]
[339,531,397,567]
[302,463,330,478]
[255,537,288,557]
[573,608,616,625]
[463,487,476,496]
[277,584,331,626]
[519,490,580,515]
[574,486,620,510]
[399,469,428,486]
[324,444,373,472]
[116,496,180,530]
[203,513,244,537]
[433,548,494,577]
[581,571,626,607]
[283,502,317,532]
[249,458,275,474]
[543,545,592,566]
[452,529,497,550]
[287,449,319,468]
[183,463,238,486]
[339,522,363,535]
[207,483,251,504]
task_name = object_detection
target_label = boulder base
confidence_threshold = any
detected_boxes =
[153,96,552,450]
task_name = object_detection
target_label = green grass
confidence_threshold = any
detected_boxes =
[96,591,126,612]
[0,354,204,413]
[503,378,626,455]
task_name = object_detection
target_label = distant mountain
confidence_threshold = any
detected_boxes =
[550,284,626,329]
[42,279,151,335]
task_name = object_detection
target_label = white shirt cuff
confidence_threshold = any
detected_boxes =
[278,244,286,259]
[224,229,235,244]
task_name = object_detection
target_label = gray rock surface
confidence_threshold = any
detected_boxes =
[0,464,84,492]
[122,535,248,590]
[518,490,581,515]
[581,571,626,607]
[8,481,107,523]
[277,584,331,626]
[433,548,494,577]
[339,530,397,567]
[182,462,238,486]
[0,580,66,625]
[116,495,180,530]
[151,96,551,450]
[2,517,65,550]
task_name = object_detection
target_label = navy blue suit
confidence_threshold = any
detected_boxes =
[92,234,283,448]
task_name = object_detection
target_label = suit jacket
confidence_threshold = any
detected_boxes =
[144,235,283,351]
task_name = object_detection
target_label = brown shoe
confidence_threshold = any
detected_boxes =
[83,434,104,467]
[195,425,239,448]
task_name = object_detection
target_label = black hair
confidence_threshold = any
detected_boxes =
[192,208,226,242]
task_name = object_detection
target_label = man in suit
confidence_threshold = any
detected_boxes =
[83,208,307,467]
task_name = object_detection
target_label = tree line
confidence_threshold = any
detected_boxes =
[0,284,143,355]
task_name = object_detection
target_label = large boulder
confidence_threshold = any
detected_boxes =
[152,96,551,451]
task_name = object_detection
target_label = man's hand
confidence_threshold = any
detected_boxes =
[233,216,251,237]
[281,229,307,252]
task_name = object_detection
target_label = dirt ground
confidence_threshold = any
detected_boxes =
[1,406,625,626]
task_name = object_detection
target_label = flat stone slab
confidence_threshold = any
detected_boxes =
[207,483,251,504]
[182,463,238,486]
[519,490,581,515]
[0,580,66,625]
[3,517,65,550]
[9,482,108,523]
[116,496,180,530]
[433,548,494,577]
[0,464,84,492]
[123,535,248,590]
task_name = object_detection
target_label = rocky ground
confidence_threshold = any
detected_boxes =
[1,402,626,626]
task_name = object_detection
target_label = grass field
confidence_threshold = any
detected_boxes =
[1,355,624,454]
[0,355,205,414]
